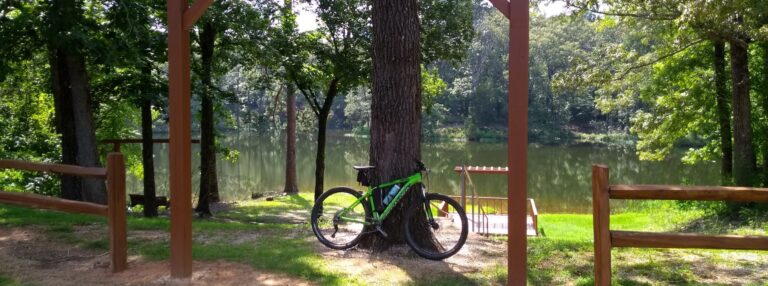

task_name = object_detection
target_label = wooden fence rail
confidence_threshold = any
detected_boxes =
[0,153,127,273]
[592,164,768,285]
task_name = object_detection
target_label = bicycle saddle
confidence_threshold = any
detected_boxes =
[353,165,375,171]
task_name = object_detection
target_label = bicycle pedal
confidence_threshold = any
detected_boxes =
[375,224,388,238]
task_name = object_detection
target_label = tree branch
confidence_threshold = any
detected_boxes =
[566,3,681,21]
[616,39,706,80]
[292,77,321,115]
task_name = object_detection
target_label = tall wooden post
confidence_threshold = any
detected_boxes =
[488,0,530,284]
[107,153,127,273]
[592,165,611,285]
[167,0,213,278]
[167,0,193,278]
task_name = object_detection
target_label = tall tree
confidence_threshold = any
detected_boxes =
[282,0,298,195]
[761,43,768,186]
[192,0,272,215]
[196,20,218,217]
[46,0,105,204]
[284,81,299,194]
[730,36,756,187]
[358,0,433,250]
[713,41,733,180]
[289,0,371,200]
[104,0,166,217]
[564,0,764,185]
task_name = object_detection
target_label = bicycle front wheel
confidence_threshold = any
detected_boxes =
[311,187,371,250]
[404,193,468,260]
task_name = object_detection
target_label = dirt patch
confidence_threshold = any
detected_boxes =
[0,228,312,286]
[313,232,507,285]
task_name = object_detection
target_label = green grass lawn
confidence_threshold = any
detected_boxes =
[0,275,23,286]
[0,195,766,285]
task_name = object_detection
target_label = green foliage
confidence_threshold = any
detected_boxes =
[421,66,447,114]
[630,43,717,161]
[0,52,60,195]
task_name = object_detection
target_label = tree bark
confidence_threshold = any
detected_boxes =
[312,79,338,201]
[48,0,105,204]
[65,53,105,204]
[730,39,757,187]
[284,82,299,194]
[196,21,218,217]
[358,0,434,251]
[50,49,81,201]
[713,41,733,181]
[141,97,158,217]
[761,43,768,187]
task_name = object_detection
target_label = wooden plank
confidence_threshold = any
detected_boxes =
[610,185,768,202]
[611,231,768,250]
[489,0,511,19]
[183,0,214,29]
[0,191,107,216]
[592,165,611,286]
[0,160,107,178]
[107,153,127,273]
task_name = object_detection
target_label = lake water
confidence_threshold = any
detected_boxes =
[127,132,720,213]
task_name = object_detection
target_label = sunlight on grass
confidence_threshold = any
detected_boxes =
[1,197,766,286]
[135,235,347,284]
[0,275,23,286]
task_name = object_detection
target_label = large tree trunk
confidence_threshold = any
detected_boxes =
[141,97,158,217]
[196,21,218,217]
[65,53,105,204]
[284,82,299,194]
[48,0,105,204]
[761,42,768,187]
[358,0,433,251]
[50,49,82,201]
[312,78,339,201]
[713,41,733,181]
[730,39,757,187]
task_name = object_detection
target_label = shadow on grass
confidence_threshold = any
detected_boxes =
[136,235,345,285]
[286,194,314,210]
[527,238,593,285]
[613,258,697,285]
[678,211,768,235]
[217,194,313,225]
[368,247,482,286]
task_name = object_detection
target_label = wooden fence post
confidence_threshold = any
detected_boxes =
[107,153,127,273]
[592,165,611,285]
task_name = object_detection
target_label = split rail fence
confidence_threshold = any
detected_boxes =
[592,164,768,285]
[0,153,127,273]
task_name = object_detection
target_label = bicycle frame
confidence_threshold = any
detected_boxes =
[336,172,429,225]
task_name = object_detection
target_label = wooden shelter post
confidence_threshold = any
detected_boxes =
[490,0,529,284]
[167,0,212,278]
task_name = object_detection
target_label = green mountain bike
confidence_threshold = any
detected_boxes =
[310,160,468,260]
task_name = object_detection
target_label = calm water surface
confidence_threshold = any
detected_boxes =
[127,132,719,213]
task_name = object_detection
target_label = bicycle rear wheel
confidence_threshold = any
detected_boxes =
[311,187,371,250]
[404,193,468,260]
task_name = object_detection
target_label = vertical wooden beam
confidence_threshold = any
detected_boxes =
[107,153,127,273]
[507,0,528,285]
[167,0,193,278]
[592,165,611,285]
